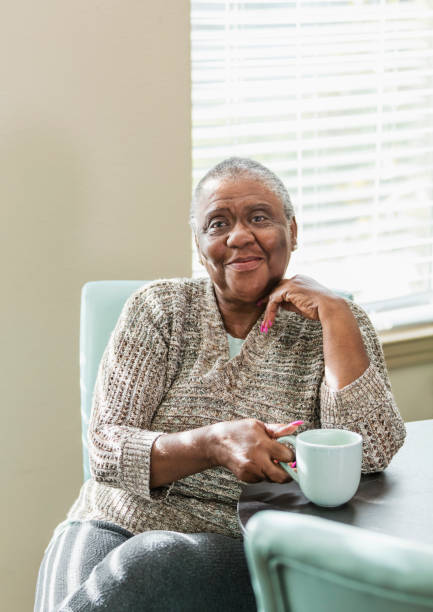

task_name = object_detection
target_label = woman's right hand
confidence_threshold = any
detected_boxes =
[208,418,301,483]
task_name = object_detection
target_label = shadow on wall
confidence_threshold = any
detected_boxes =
[1,119,89,291]
[1,118,90,442]
[0,120,90,609]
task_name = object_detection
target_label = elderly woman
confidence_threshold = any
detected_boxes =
[34,157,406,611]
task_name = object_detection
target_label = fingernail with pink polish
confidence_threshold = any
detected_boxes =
[289,420,304,427]
[290,461,297,468]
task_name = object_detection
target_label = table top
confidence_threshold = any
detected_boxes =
[237,419,433,547]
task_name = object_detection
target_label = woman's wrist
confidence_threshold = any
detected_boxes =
[317,295,348,323]
[149,425,218,489]
[203,422,225,469]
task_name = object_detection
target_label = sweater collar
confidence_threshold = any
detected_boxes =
[192,276,304,382]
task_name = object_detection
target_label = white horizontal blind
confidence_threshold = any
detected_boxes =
[191,0,433,330]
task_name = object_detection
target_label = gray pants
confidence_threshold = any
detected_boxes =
[34,520,256,611]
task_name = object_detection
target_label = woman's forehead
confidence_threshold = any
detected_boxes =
[197,176,282,212]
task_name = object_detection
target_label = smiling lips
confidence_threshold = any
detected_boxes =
[226,257,263,271]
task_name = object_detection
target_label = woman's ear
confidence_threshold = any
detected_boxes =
[290,217,298,251]
[194,232,205,266]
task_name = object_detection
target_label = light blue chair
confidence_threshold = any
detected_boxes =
[80,280,149,481]
[244,510,433,612]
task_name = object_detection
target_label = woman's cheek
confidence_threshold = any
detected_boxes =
[269,229,290,256]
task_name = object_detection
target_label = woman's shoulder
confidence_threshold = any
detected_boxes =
[115,277,208,344]
[121,277,208,324]
[128,276,207,303]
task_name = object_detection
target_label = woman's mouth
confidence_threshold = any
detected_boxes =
[226,257,263,271]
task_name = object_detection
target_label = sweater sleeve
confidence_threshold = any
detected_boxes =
[87,287,171,500]
[319,301,406,473]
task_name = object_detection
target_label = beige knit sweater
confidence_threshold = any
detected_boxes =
[66,277,406,538]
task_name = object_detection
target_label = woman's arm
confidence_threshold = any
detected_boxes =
[319,297,370,390]
[259,275,370,389]
[150,419,299,489]
[319,301,406,472]
[88,286,173,500]
[259,275,406,472]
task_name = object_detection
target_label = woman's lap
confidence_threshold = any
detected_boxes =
[34,520,256,612]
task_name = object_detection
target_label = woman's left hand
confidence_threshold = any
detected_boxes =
[258,275,370,390]
[258,275,343,331]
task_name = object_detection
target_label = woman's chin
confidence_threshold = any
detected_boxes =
[225,279,268,303]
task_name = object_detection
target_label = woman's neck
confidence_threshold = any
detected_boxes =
[216,296,263,339]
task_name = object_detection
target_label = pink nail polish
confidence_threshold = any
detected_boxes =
[291,461,297,468]
[289,420,304,426]
[268,320,273,327]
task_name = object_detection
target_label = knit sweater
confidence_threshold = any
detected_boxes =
[66,277,406,538]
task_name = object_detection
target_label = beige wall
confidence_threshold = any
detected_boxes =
[389,362,433,423]
[1,3,191,610]
[1,3,432,612]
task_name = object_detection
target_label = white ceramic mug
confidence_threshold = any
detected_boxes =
[278,428,363,507]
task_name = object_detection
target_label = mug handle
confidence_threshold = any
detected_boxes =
[277,435,299,483]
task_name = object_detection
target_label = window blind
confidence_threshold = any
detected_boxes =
[191,0,433,330]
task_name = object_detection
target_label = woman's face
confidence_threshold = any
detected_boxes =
[195,176,297,305]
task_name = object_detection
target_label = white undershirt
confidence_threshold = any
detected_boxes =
[226,333,245,360]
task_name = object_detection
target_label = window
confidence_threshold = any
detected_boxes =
[191,0,433,330]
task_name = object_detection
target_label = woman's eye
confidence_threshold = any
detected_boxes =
[209,219,227,230]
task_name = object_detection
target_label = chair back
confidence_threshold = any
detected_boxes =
[80,280,148,481]
[244,511,433,612]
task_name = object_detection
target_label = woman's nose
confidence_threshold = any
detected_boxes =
[226,222,255,248]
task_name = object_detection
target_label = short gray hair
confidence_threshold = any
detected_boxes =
[190,157,295,231]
